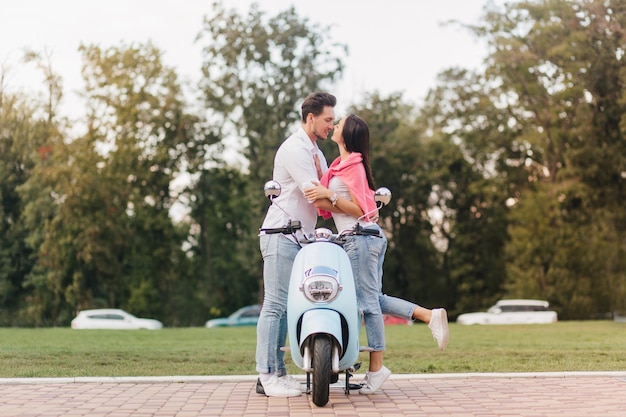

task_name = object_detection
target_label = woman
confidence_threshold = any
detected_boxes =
[304,114,449,394]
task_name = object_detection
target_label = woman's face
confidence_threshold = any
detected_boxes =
[331,117,345,146]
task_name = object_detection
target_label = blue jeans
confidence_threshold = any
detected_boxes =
[380,294,417,320]
[343,226,388,351]
[255,234,300,375]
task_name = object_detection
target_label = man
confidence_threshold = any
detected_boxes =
[255,92,337,397]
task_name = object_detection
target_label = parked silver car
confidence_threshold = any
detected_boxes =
[205,304,261,328]
[456,299,558,325]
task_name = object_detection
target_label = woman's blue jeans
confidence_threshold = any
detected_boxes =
[343,226,418,351]
[343,227,388,351]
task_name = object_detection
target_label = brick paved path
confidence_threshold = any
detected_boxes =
[1,372,625,417]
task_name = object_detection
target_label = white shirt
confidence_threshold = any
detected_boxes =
[261,126,328,238]
[328,176,376,233]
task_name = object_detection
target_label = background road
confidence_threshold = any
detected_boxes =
[1,372,625,417]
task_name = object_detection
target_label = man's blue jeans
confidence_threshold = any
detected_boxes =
[255,234,299,375]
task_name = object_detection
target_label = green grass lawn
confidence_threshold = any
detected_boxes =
[1,321,625,378]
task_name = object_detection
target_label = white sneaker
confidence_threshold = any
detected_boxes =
[358,365,391,394]
[429,308,449,350]
[279,374,302,391]
[260,375,302,397]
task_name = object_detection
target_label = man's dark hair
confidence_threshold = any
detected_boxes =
[301,92,337,122]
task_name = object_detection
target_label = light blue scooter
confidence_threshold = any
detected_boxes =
[259,180,391,407]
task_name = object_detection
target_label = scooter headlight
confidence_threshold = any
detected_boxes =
[301,276,341,303]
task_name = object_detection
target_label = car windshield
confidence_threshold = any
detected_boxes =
[486,304,551,313]
[500,305,549,312]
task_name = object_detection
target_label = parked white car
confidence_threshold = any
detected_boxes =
[71,308,163,330]
[456,299,557,325]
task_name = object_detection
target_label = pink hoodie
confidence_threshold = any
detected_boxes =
[318,152,377,221]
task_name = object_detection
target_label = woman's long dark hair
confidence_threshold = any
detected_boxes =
[341,114,375,190]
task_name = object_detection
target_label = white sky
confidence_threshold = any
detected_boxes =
[0,0,489,119]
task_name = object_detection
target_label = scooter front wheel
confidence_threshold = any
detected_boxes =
[311,335,331,407]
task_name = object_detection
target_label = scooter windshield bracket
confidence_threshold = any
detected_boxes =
[305,266,338,278]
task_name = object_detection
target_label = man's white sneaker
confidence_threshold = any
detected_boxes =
[358,365,391,394]
[428,308,449,350]
[279,374,302,391]
[260,375,302,397]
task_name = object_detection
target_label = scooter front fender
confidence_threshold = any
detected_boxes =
[298,309,343,354]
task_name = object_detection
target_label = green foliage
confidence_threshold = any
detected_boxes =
[194,1,348,309]
[1,52,66,326]
[188,167,258,317]
[472,0,626,316]
[197,0,346,190]
[6,42,204,326]
[417,66,514,314]
[0,92,42,324]
[72,42,200,321]
[1,0,625,326]
[349,94,444,308]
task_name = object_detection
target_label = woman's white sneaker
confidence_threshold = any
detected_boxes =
[358,366,391,394]
[428,308,449,350]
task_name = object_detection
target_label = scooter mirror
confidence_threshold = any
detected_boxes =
[374,187,392,206]
[264,180,281,199]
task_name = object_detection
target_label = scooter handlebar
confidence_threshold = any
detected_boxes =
[329,225,382,245]
[354,227,380,236]
[259,220,302,235]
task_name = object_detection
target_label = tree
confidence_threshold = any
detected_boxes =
[195,1,346,308]
[349,94,445,308]
[188,167,257,318]
[470,0,626,316]
[0,88,42,325]
[198,1,345,186]
[1,51,67,326]
[20,42,202,325]
[77,41,202,321]
[415,68,513,315]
